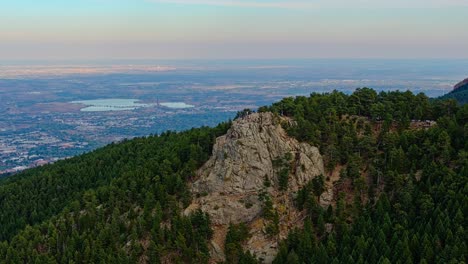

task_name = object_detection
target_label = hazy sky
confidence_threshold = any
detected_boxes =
[1,0,468,60]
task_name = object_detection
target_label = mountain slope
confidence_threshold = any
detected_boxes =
[263,90,467,263]
[439,78,468,103]
[0,124,231,263]
[0,88,466,264]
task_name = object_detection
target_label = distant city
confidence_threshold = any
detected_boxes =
[1,59,467,174]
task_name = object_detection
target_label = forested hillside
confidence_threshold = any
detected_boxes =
[0,123,231,263]
[260,89,467,263]
[440,79,468,104]
[451,89,468,104]
[0,88,466,263]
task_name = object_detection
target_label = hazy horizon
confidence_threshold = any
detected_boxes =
[2,0,468,60]
[2,58,468,67]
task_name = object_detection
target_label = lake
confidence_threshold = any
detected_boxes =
[71,99,150,112]
[71,99,194,112]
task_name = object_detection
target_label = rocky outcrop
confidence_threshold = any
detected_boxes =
[185,112,325,263]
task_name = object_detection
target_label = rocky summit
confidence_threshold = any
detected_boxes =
[186,112,325,263]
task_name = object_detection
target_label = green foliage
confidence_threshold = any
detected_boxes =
[0,88,466,264]
[261,194,280,237]
[273,153,293,191]
[224,223,258,264]
[235,109,254,120]
[278,168,290,191]
[269,89,467,264]
[439,81,468,104]
[311,174,325,197]
[263,174,271,188]
[0,122,231,263]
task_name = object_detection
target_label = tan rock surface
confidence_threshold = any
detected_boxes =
[185,112,325,263]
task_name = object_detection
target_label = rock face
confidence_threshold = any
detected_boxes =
[186,112,325,263]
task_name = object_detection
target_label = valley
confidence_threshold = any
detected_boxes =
[1,60,467,174]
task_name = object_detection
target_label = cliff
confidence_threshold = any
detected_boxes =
[185,112,325,263]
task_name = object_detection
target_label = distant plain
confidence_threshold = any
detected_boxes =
[1,59,467,173]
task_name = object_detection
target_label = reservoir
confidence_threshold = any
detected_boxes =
[71,99,194,112]
[71,99,150,112]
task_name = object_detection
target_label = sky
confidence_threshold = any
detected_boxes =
[1,0,468,60]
